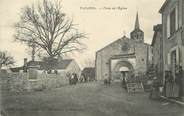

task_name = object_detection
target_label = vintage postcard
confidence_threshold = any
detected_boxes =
[0,0,184,116]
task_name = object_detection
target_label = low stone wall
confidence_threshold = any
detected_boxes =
[0,72,29,92]
[29,74,68,91]
[0,71,69,92]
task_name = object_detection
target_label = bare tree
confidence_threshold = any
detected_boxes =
[0,51,15,69]
[14,0,86,60]
[82,57,95,68]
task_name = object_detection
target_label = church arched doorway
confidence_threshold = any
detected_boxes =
[111,61,134,81]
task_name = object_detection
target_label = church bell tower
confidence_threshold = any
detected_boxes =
[130,12,144,43]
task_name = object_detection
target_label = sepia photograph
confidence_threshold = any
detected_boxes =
[0,0,184,116]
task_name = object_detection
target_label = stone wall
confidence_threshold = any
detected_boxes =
[96,37,152,80]
[0,71,69,92]
[0,72,29,92]
[29,74,68,91]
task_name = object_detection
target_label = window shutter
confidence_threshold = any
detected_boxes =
[167,14,170,38]
[167,52,171,65]
[176,47,180,65]
[175,4,178,30]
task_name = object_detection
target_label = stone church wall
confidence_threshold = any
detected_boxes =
[96,39,123,80]
[96,39,152,80]
[134,43,149,74]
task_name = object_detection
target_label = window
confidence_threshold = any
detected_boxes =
[171,50,177,74]
[170,8,176,35]
[167,47,180,75]
[167,5,178,38]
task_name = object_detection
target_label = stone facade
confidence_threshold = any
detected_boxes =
[95,13,152,81]
[151,24,164,81]
[159,0,184,76]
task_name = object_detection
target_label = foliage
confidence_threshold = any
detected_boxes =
[82,57,95,68]
[146,64,156,79]
[0,51,15,69]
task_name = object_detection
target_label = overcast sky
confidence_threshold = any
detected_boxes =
[0,0,165,68]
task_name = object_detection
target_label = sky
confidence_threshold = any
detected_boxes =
[0,0,165,68]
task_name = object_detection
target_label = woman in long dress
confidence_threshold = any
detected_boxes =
[165,71,174,98]
[175,66,183,99]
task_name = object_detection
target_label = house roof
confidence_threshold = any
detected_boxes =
[27,59,73,70]
[10,66,23,72]
[82,67,95,78]
[10,59,74,71]
[56,59,73,70]
[151,24,162,46]
[159,0,169,13]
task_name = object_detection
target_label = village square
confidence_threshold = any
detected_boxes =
[0,0,184,116]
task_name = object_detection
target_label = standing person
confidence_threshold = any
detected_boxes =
[150,76,160,99]
[71,73,75,85]
[121,72,127,91]
[176,66,184,100]
[67,73,72,85]
[74,73,78,84]
[165,71,174,98]
[79,74,84,83]
[84,74,87,83]
[163,71,168,96]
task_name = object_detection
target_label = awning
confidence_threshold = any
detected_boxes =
[119,67,129,72]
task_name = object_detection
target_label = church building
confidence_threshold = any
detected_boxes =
[95,13,152,81]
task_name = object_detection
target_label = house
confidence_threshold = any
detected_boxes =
[10,58,81,77]
[95,12,152,81]
[151,24,163,82]
[158,0,184,98]
[159,0,184,76]
[81,67,95,81]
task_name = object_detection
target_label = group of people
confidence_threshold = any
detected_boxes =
[164,66,183,100]
[68,73,93,85]
[79,73,89,83]
[68,73,78,85]
[150,66,184,100]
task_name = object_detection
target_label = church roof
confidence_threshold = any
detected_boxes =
[96,12,150,53]
[131,12,143,33]
[96,35,150,53]
[135,12,140,29]
[96,36,130,52]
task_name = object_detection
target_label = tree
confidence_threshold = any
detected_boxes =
[82,57,95,68]
[14,0,86,59]
[0,51,15,69]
